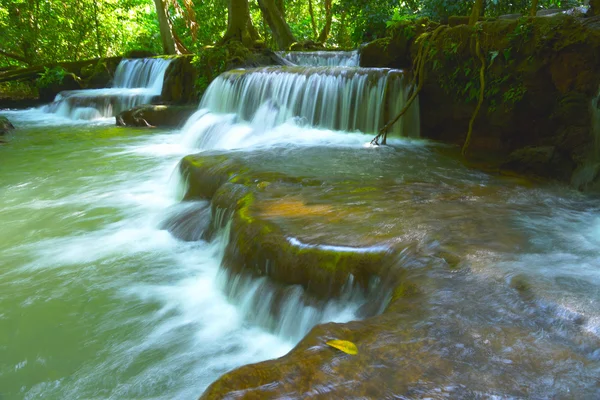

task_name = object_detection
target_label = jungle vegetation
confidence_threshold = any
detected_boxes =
[0,0,590,69]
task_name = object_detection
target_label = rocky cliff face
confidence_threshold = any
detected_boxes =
[361,15,600,189]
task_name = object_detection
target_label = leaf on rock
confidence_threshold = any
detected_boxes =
[326,339,358,355]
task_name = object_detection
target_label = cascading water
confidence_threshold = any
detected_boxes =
[278,50,360,67]
[43,58,172,120]
[181,66,419,148]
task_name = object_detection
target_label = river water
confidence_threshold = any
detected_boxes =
[1,55,600,398]
[2,108,600,398]
[0,111,299,399]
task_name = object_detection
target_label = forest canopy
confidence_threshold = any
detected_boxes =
[0,0,587,68]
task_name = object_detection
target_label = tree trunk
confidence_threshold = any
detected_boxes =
[92,0,104,57]
[0,49,30,65]
[153,0,177,54]
[530,0,539,16]
[221,0,260,46]
[317,0,333,43]
[275,0,285,17]
[257,0,297,50]
[469,0,483,26]
[308,0,318,38]
[336,11,350,48]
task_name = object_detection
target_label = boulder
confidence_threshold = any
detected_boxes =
[161,56,198,104]
[116,104,197,128]
[501,146,575,180]
[0,116,15,135]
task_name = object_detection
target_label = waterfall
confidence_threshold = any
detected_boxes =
[112,58,171,92]
[177,61,421,342]
[182,66,419,149]
[278,51,360,67]
[44,58,172,120]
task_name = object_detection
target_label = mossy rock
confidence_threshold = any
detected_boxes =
[124,49,157,58]
[116,104,197,128]
[0,116,15,135]
[180,154,392,299]
[395,16,600,185]
[200,315,441,400]
[161,55,198,104]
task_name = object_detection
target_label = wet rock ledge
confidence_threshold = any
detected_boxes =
[116,105,197,128]
[178,146,600,399]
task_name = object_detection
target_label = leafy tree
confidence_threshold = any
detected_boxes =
[0,0,590,70]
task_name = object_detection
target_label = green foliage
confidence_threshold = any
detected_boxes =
[0,81,37,100]
[386,0,585,25]
[487,0,582,16]
[420,0,472,21]
[508,18,534,43]
[36,66,67,88]
[192,45,229,97]
[0,0,161,68]
[432,26,528,115]
[503,83,527,105]
[387,9,418,28]
[335,0,399,44]
[0,0,589,69]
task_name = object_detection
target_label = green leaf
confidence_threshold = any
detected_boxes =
[488,50,499,69]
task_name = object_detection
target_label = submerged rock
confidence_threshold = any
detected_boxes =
[159,201,211,241]
[0,116,14,135]
[116,105,197,128]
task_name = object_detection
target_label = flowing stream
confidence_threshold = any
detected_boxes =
[1,56,600,398]
[43,58,172,121]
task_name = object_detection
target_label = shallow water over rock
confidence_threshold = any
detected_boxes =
[182,145,600,398]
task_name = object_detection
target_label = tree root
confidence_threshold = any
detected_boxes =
[371,25,446,146]
[462,28,486,156]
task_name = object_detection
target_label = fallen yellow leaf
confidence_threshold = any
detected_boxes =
[326,339,358,355]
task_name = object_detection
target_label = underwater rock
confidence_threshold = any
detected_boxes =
[160,201,211,242]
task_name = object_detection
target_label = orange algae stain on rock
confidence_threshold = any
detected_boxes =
[259,198,334,219]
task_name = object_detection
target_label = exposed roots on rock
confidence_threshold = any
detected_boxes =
[372,24,488,158]
[371,25,447,146]
[462,27,486,156]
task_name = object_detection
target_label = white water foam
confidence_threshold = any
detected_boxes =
[278,51,360,67]
[43,58,172,121]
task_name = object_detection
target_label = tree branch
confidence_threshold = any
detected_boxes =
[0,49,30,65]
